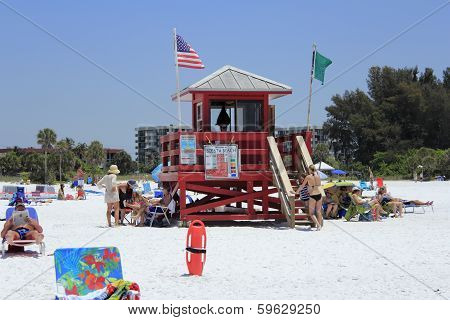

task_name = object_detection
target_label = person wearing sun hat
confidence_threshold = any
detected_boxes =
[96,165,121,227]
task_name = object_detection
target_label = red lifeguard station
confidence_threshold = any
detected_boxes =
[160,65,314,227]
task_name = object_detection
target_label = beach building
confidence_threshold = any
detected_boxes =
[159,65,315,227]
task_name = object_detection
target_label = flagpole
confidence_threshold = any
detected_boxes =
[306,43,316,132]
[173,28,182,130]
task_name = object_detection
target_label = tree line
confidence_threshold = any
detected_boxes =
[320,66,450,179]
[0,128,144,183]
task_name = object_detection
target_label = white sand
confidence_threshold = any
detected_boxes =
[0,181,449,300]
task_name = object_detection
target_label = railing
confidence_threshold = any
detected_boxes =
[267,136,296,228]
[160,131,269,173]
[294,135,325,197]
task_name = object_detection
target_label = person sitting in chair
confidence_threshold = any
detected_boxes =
[324,190,338,219]
[350,187,385,221]
[1,202,44,245]
[116,180,138,224]
[130,191,150,227]
[148,188,175,227]
[57,184,65,200]
[76,186,86,200]
[376,187,404,218]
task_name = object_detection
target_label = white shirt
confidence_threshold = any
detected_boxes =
[97,174,119,203]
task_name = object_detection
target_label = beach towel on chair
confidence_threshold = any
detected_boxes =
[58,280,140,300]
[54,247,140,299]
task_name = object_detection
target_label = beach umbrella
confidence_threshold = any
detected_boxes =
[314,161,335,171]
[331,169,347,175]
[322,182,336,189]
[335,181,354,187]
[151,163,163,183]
[318,170,328,180]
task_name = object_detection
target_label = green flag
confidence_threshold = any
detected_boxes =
[314,51,332,84]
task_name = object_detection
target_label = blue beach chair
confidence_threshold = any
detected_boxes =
[143,182,151,194]
[359,181,370,191]
[54,247,123,298]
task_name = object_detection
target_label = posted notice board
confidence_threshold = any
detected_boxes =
[180,135,197,165]
[204,145,239,179]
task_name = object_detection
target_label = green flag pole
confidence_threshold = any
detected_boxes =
[306,43,316,132]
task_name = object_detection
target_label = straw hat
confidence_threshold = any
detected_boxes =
[108,165,120,174]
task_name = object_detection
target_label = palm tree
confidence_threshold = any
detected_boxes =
[37,128,57,184]
[56,140,69,182]
[86,141,106,168]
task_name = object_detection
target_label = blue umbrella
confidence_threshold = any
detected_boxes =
[331,169,347,175]
[151,163,163,183]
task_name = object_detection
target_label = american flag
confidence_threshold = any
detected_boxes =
[176,34,204,69]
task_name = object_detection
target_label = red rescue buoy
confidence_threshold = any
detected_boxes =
[186,220,207,276]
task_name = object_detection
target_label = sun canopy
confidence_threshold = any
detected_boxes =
[318,170,328,180]
[322,182,336,190]
[151,164,163,183]
[335,181,354,187]
[331,169,347,175]
[314,161,335,171]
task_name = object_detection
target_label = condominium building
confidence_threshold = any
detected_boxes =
[135,125,190,164]
[274,125,328,150]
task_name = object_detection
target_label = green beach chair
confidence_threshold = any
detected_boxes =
[344,193,372,221]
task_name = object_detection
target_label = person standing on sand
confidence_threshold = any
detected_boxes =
[96,165,120,227]
[297,165,323,231]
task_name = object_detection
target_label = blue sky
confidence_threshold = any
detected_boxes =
[0,0,448,156]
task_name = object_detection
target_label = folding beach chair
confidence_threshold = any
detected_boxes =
[54,247,124,298]
[359,180,370,191]
[143,182,151,195]
[1,207,46,256]
[110,207,133,225]
[403,202,434,214]
[344,193,372,221]
[148,205,171,227]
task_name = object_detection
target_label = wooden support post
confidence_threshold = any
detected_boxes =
[179,180,186,221]
[247,181,254,215]
[262,180,269,218]
[236,187,242,208]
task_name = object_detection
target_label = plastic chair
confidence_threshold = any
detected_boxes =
[143,182,151,194]
[376,178,384,188]
[359,181,370,190]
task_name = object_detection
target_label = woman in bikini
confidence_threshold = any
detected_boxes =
[297,165,323,230]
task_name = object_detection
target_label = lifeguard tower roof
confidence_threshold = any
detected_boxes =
[172,65,292,102]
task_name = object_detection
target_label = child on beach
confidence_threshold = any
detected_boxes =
[76,186,85,200]
[297,173,310,209]
[130,191,150,226]
[324,190,338,219]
